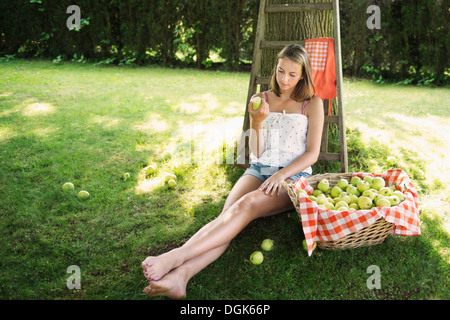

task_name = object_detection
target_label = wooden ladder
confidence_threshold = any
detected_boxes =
[241,0,348,173]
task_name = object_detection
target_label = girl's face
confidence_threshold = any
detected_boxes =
[276,57,303,93]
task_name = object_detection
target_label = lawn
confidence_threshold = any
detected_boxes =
[0,60,448,300]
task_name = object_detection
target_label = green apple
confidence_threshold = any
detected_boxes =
[363,176,374,184]
[77,190,90,200]
[349,203,359,210]
[336,206,348,211]
[168,179,177,188]
[337,178,349,190]
[261,239,274,251]
[371,177,385,190]
[302,239,317,252]
[388,195,400,206]
[165,173,177,182]
[316,194,328,205]
[144,165,156,175]
[330,186,343,198]
[378,187,392,197]
[346,185,360,196]
[123,172,130,180]
[350,176,361,186]
[393,190,405,201]
[251,97,262,111]
[362,190,376,201]
[358,196,373,209]
[308,195,317,202]
[62,182,74,192]
[324,202,335,210]
[349,194,359,204]
[337,192,351,204]
[335,200,349,209]
[357,180,370,193]
[250,251,264,265]
[312,189,323,197]
[374,194,385,204]
[317,179,330,192]
[296,189,308,196]
[376,197,391,207]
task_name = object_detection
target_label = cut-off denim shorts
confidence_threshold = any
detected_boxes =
[243,162,311,183]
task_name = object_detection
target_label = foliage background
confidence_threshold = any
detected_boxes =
[0,0,448,85]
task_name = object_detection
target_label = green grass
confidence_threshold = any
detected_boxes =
[0,60,448,300]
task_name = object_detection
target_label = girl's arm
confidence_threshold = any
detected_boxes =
[248,93,270,158]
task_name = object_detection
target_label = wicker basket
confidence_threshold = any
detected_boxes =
[282,173,395,250]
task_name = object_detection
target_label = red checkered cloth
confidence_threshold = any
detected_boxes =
[293,169,421,256]
[305,39,328,72]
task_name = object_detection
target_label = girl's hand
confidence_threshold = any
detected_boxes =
[258,171,288,197]
[248,95,270,125]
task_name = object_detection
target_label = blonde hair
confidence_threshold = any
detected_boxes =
[270,44,316,102]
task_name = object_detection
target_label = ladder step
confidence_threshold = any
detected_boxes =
[318,152,341,162]
[261,40,305,50]
[266,2,333,13]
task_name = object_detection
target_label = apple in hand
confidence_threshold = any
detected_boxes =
[251,97,262,111]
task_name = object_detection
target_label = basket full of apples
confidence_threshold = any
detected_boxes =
[281,169,421,253]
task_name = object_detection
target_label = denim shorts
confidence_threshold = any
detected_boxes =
[243,163,311,183]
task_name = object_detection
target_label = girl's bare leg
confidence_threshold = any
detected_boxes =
[142,174,295,286]
[142,175,262,298]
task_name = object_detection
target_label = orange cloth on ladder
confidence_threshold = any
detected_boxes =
[305,38,337,115]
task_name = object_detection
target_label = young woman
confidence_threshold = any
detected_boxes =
[142,44,324,299]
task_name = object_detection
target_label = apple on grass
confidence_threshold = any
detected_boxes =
[168,180,177,188]
[77,190,90,200]
[62,182,74,192]
[302,239,317,252]
[250,251,264,265]
[123,172,130,180]
[165,173,177,182]
[251,97,262,111]
[261,239,274,251]
[144,165,156,175]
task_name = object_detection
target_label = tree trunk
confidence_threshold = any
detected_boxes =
[261,0,333,78]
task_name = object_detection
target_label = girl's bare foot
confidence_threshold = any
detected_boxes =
[143,268,187,300]
[142,249,184,281]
